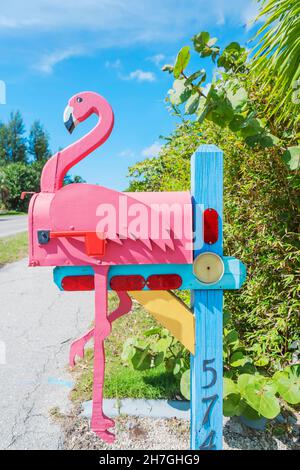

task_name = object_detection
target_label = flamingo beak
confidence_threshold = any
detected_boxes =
[63,105,77,134]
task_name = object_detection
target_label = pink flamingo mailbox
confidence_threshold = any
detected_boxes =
[27,91,246,449]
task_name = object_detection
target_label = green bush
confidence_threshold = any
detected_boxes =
[0,162,43,212]
[122,315,300,420]
[128,120,299,367]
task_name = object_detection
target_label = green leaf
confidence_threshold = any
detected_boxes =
[224,370,234,379]
[121,338,136,363]
[193,32,210,53]
[143,327,161,337]
[282,146,300,171]
[254,356,269,367]
[237,373,257,394]
[230,351,251,368]
[223,311,231,327]
[184,69,206,86]
[195,96,207,119]
[225,329,239,346]
[259,133,280,148]
[180,369,190,400]
[151,337,172,353]
[239,118,263,138]
[161,328,171,338]
[241,403,261,421]
[205,88,234,127]
[229,114,246,132]
[273,367,300,405]
[291,364,300,377]
[165,357,176,373]
[185,93,200,115]
[223,42,241,53]
[192,32,219,59]
[173,46,191,79]
[173,358,185,376]
[237,363,256,375]
[135,339,149,349]
[131,347,152,371]
[153,351,165,367]
[162,64,174,74]
[207,37,218,47]
[223,377,238,397]
[243,379,280,419]
[223,393,243,417]
[244,132,279,149]
[227,86,248,111]
[217,42,246,71]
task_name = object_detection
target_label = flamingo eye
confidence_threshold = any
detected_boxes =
[77,97,83,103]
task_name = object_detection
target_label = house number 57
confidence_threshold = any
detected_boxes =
[199,358,218,450]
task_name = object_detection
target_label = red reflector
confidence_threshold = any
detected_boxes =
[110,275,145,291]
[146,274,182,290]
[62,275,95,291]
[204,208,219,244]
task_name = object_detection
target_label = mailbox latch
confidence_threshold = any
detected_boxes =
[37,230,106,257]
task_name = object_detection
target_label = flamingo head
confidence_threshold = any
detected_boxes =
[63,91,101,134]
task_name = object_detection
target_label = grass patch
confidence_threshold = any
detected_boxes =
[0,210,26,217]
[71,293,179,402]
[0,232,28,267]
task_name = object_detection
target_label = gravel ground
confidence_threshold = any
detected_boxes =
[59,409,299,450]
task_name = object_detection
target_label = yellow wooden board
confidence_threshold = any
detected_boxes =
[130,290,195,354]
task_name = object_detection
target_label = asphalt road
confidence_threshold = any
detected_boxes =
[0,215,28,238]
[0,259,92,449]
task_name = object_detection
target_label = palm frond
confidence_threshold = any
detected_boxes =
[252,0,300,129]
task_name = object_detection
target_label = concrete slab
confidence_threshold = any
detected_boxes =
[82,399,190,420]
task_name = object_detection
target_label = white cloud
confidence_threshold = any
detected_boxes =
[202,82,212,96]
[0,1,258,41]
[148,54,165,67]
[0,0,258,71]
[34,46,85,74]
[122,69,156,82]
[0,80,6,104]
[216,10,225,26]
[118,149,135,158]
[105,59,121,69]
[142,141,163,158]
[242,1,262,31]
[105,60,155,83]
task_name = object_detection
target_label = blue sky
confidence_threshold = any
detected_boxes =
[0,0,259,190]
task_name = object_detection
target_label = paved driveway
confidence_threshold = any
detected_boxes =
[0,259,92,449]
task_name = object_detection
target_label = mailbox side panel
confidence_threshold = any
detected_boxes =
[29,186,194,267]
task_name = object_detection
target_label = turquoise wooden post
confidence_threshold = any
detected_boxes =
[190,145,223,450]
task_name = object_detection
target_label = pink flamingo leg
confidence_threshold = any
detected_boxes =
[69,291,132,367]
[90,266,115,443]
[69,327,94,367]
[108,291,132,322]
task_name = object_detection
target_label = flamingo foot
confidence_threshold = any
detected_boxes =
[93,429,116,444]
[102,415,115,428]
[91,415,115,429]
[91,415,115,443]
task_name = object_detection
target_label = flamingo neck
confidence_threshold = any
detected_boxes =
[40,97,114,193]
